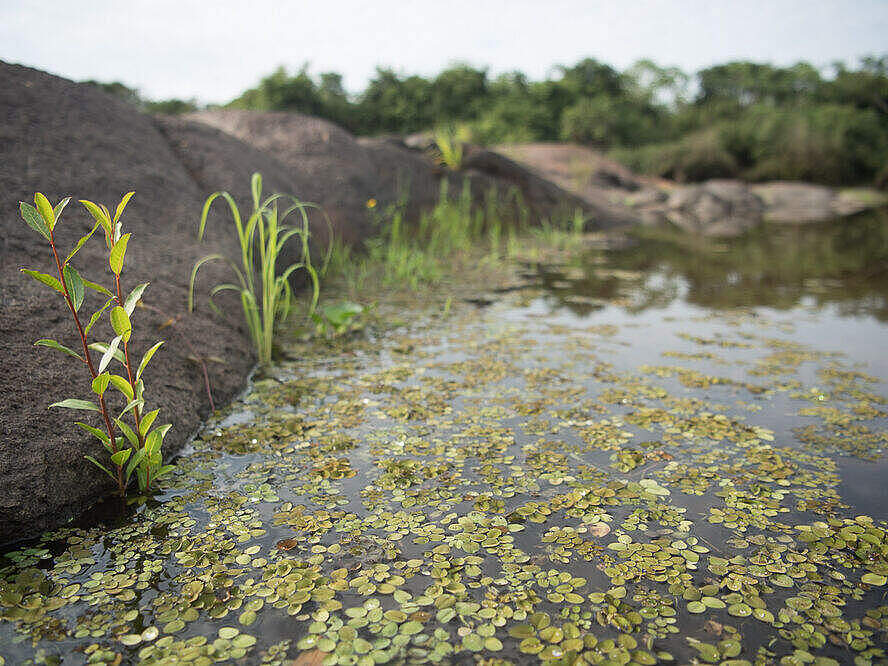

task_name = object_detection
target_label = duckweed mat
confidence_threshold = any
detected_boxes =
[2,218,888,666]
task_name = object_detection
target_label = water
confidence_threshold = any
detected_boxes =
[1,211,887,665]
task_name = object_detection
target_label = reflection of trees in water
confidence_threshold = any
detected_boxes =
[543,209,888,320]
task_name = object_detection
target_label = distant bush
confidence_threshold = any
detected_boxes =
[617,103,888,185]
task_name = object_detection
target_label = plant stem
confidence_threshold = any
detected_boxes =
[48,232,125,495]
[113,273,145,450]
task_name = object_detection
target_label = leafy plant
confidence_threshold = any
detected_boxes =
[19,192,173,496]
[188,173,325,366]
[311,301,365,336]
[433,125,470,171]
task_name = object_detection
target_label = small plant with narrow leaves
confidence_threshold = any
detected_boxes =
[19,192,173,496]
[188,173,327,366]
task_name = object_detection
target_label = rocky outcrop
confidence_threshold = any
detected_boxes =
[658,180,764,237]
[501,142,887,236]
[751,182,888,223]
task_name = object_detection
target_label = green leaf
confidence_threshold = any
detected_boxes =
[79,199,112,236]
[84,455,115,480]
[64,220,101,265]
[94,336,123,373]
[35,338,82,361]
[63,264,85,312]
[108,374,134,400]
[50,398,100,412]
[114,191,135,223]
[110,449,131,466]
[153,464,176,480]
[145,429,162,455]
[110,306,132,343]
[124,282,148,316]
[53,196,71,220]
[34,193,55,230]
[82,278,113,297]
[75,421,111,446]
[125,447,146,483]
[117,398,144,420]
[84,299,114,337]
[139,408,159,436]
[91,372,111,395]
[21,269,63,294]
[114,418,139,447]
[20,202,50,240]
[136,341,164,380]
[109,233,131,275]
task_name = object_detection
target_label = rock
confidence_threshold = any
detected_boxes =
[461,146,636,229]
[751,181,888,223]
[663,179,763,237]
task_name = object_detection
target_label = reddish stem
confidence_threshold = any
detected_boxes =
[48,231,125,495]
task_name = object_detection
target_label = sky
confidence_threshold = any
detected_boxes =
[1,0,886,105]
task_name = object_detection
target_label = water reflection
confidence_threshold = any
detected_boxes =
[538,209,888,319]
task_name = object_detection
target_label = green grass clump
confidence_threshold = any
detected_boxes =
[188,173,325,366]
[328,181,529,292]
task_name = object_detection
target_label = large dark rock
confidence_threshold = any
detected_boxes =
[0,63,260,545]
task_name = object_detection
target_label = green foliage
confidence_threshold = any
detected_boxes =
[83,79,196,115]
[19,192,172,496]
[327,181,529,291]
[189,173,325,366]
[433,125,470,170]
[311,301,366,337]
[224,56,888,186]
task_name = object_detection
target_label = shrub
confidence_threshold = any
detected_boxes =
[19,192,173,495]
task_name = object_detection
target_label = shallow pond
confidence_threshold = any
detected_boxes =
[2,211,887,665]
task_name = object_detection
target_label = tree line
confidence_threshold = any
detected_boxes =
[89,57,888,186]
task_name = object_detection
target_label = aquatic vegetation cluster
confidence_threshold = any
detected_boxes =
[1,265,886,665]
[18,192,173,496]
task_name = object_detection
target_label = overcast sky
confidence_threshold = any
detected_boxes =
[2,0,886,104]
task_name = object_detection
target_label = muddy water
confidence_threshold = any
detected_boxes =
[1,212,887,665]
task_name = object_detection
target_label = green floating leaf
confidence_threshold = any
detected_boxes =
[63,264,85,312]
[21,269,63,294]
[862,573,887,586]
[20,202,50,240]
[50,398,100,412]
[109,233,131,275]
[35,338,82,361]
